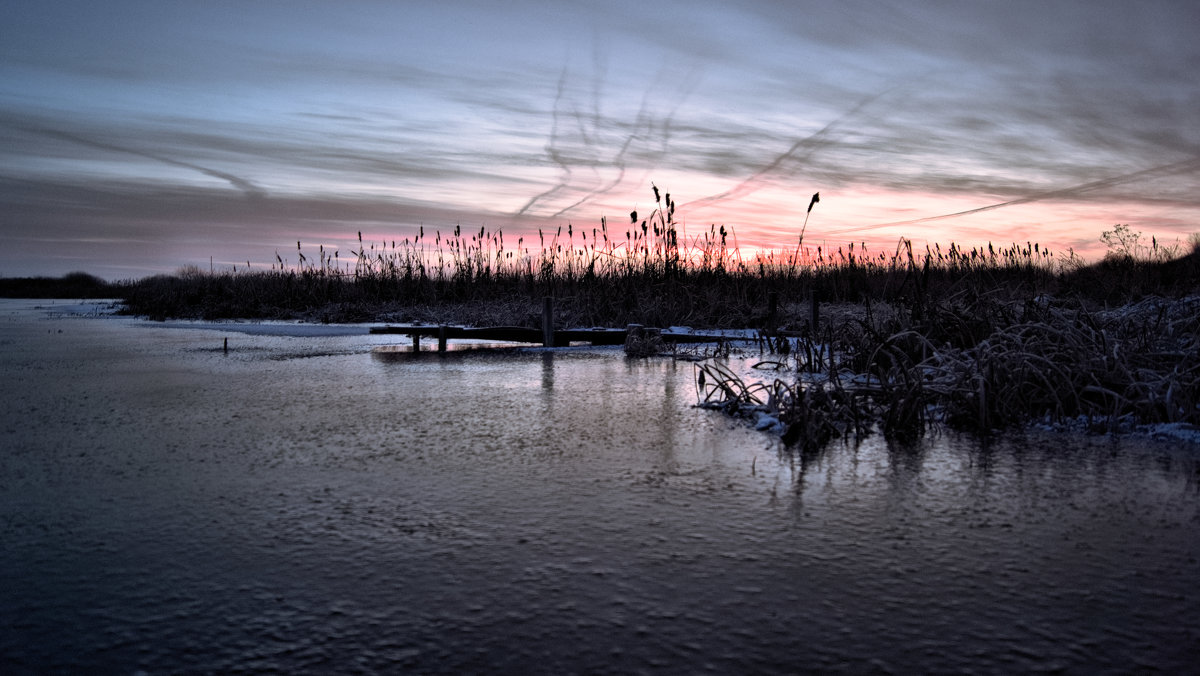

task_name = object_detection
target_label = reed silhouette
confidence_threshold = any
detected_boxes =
[37,186,1194,444]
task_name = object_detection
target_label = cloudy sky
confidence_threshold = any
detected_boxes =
[2,0,1198,278]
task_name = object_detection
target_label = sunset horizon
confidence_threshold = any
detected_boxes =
[3,1,1198,279]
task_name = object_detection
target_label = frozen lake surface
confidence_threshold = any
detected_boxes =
[2,299,1198,673]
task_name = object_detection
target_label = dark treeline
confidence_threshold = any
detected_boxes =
[0,272,115,299]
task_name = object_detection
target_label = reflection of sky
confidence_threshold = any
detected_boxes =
[2,0,1199,277]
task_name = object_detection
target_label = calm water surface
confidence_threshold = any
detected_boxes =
[1,300,1198,674]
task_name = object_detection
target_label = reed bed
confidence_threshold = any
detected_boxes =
[95,187,1200,445]
[696,290,1200,449]
[116,189,1186,326]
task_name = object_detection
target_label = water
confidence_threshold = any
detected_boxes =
[2,299,1198,674]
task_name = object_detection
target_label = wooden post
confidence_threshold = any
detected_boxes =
[438,325,447,353]
[542,297,554,347]
[412,332,420,353]
[223,337,228,354]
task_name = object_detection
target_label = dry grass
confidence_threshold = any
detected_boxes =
[80,185,1200,445]
[116,187,1104,323]
[696,291,1200,449]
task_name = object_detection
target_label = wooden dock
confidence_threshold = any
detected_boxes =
[367,323,743,352]
[367,295,808,353]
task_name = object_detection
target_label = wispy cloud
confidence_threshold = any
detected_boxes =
[2,0,1199,276]
[18,124,266,199]
[824,157,1200,238]
[680,88,896,212]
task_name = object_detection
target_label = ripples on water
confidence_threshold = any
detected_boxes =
[1,300,1198,673]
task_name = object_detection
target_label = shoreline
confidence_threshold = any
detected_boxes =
[9,295,1198,450]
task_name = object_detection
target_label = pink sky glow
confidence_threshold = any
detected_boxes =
[2,1,1198,279]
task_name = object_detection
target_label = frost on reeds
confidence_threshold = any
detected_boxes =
[624,325,666,358]
[870,292,1200,434]
[695,359,870,453]
[696,291,1200,450]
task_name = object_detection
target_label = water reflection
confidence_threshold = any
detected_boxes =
[2,307,1198,674]
[541,351,554,393]
[371,342,532,359]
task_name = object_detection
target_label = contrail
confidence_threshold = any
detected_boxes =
[621,67,702,207]
[515,66,576,217]
[549,65,701,218]
[822,156,1200,237]
[548,95,647,218]
[520,57,703,220]
[24,125,266,198]
[681,89,892,212]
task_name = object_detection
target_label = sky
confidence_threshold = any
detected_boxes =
[2,0,1199,279]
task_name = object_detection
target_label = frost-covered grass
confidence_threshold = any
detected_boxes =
[696,293,1200,450]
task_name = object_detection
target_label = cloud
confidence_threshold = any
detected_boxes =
[822,156,1200,238]
[679,89,896,211]
[510,51,703,219]
[0,172,574,278]
[3,0,1200,276]
[23,125,266,199]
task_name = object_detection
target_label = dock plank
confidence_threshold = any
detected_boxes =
[368,324,745,349]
